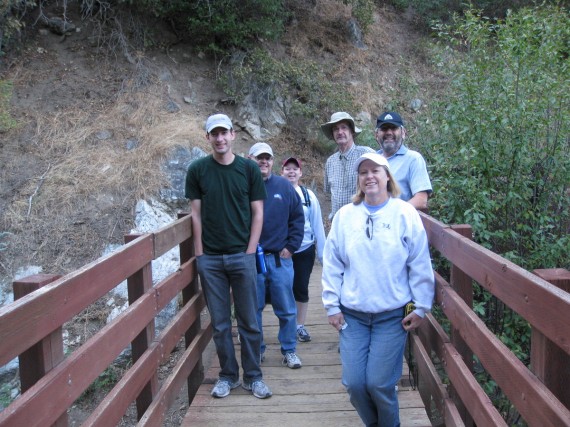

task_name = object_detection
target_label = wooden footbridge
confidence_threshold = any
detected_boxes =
[183,263,429,426]
[1,212,569,426]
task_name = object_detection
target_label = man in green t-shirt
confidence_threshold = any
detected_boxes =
[185,113,272,399]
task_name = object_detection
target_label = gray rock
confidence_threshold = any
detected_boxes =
[45,17,76,36]
[159,70,173,82]
[410,98,423,112]
[95,130,113,140]
[165,100,180,113]
[236,93,289,140]
[126,138,140,150]
[160,146,207,204]
[347,18,367,50]
[356,111,372,126]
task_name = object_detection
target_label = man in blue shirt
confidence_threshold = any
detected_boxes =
[249,142,305,369]
[375,112,432,210]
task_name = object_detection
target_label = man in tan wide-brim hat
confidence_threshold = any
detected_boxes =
[321,112,374,220]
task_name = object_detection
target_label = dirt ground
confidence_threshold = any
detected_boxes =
[0,1,435,425]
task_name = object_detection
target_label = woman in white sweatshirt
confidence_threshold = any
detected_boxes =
[322,152,435,427]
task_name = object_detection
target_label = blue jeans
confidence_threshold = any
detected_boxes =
[256,254,297,355]
[340,306,407,427]
[196,252,263,383]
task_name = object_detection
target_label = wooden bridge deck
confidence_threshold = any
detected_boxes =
[183,264,431,427]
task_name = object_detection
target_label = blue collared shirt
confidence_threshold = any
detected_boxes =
[377,144,432,202]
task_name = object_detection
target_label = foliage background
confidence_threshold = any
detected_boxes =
[416,5,569,422]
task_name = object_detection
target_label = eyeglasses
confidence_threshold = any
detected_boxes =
[366,215,373,240]
[377,125,399,132]
[255,154,273,161]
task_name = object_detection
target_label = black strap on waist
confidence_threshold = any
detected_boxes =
[264,251,282,268]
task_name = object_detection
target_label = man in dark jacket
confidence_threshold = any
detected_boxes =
[249,142,305,369]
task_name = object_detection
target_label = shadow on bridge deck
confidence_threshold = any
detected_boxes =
[183,264,431,427]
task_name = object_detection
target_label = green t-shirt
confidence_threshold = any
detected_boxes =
[185,155,266,254]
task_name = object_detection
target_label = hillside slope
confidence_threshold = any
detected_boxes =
[0,2,434,290]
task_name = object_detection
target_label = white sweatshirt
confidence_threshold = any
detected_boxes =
[322,198,435,318]
[295,185,326,263]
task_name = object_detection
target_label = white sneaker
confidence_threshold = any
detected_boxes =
[210,379,241,398]
[282,352,302,369]
[242,379,272,399]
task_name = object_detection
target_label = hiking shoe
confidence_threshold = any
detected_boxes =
[297,326,311,342]
[282,352,302,369]
[211,379,241,398]
[242,380,272,399]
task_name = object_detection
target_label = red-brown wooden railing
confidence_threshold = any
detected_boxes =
[413,212,570,427]
[0,213,211,426]
[1,211,568,427]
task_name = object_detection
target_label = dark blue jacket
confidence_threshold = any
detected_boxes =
[260,174,304,254]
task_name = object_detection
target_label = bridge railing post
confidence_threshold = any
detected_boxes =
[449,224,474,427]
[125,233,158,420]
[13,274,68,427]
[178,212,204,403]
[531,268,570,409]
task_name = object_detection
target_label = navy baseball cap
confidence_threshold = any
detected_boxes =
[376,112,404,128]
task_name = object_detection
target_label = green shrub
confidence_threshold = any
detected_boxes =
[220,48,357,119]
[342,0,375,33]
[383,0,548,30]
[0,80,17,132]
[0,0,37,55]
[423,5,569,271]
[421,6,568,423]
[118,0,287,53]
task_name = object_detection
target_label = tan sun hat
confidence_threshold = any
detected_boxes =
[320,112,362,140]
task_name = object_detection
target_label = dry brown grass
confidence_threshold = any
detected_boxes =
[2,82,209,274]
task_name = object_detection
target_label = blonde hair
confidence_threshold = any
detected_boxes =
[352,165,401,204]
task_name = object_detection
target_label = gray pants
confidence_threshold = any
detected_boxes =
[197,252,263,383]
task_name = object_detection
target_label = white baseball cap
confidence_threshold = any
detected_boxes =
[354,152,390,172]
[249,142,274,157]
[205,113,233,133]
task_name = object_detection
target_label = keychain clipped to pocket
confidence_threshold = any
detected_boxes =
[403,301,415,317]
[403,301,415,327]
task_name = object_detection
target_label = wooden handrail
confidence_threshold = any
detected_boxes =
[416,212,570,426]
[420,212,570,354]
[0,213,206,427]
[1,211,568,427]
[0,235,154,367]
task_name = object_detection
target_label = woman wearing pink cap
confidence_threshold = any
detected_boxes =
[281,157,326,343]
